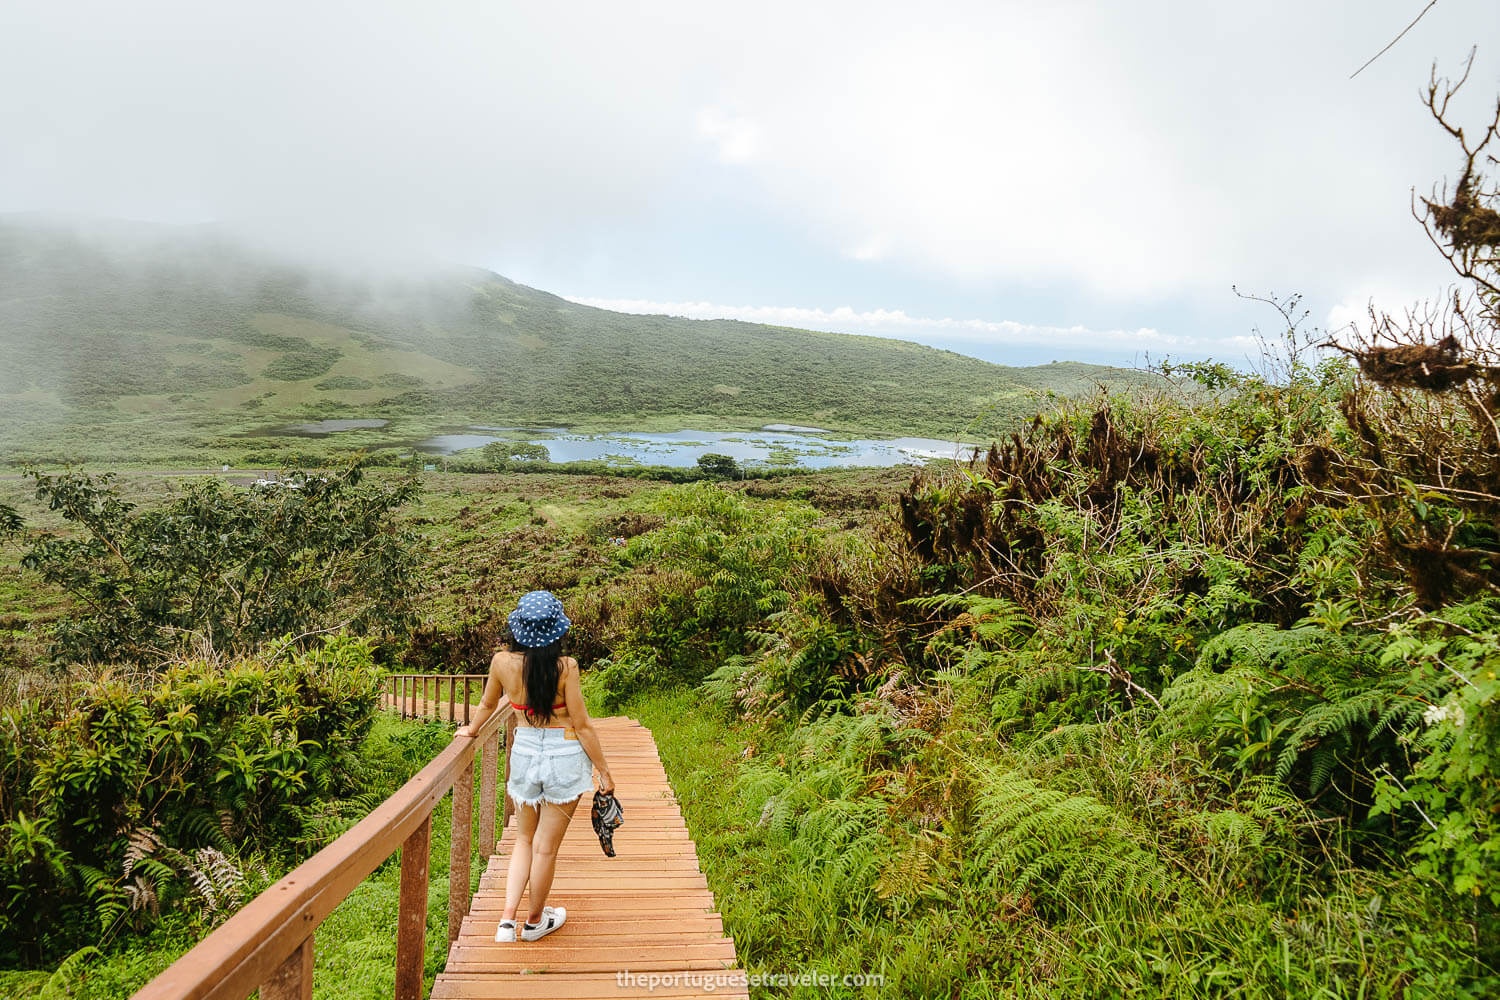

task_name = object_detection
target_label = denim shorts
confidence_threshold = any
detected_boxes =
[507,726,595,807]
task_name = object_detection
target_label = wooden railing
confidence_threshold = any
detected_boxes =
[384,672,489,725]
[131,679,518,1000]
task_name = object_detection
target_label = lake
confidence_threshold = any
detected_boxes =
[418,426,977,469]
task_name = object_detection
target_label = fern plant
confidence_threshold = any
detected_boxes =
[121,827,254,921]
[947,746,1174,919]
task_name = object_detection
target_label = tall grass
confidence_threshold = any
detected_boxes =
[631,687,1492,998]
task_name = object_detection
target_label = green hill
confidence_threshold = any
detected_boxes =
[0,216,1148,465]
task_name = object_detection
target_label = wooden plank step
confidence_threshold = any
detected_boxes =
[449,941,736,963]
[465,904,720,918]
[457,917,726,939]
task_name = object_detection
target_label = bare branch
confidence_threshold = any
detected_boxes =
[1350,1,1439,80]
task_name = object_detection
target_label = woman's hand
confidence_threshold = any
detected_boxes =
[454,725,473,738]
[596,768,615,795]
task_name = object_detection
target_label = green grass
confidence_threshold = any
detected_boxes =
[0,216,1154,465]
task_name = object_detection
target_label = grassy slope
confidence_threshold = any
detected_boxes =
[0,216,1149,464]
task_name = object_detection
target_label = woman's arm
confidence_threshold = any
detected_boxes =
[454,654,505,738]
[561,660,613,793]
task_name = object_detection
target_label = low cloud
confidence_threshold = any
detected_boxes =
[696,109,762,164]
[2,0,1496,351]
[564,295,1255,357]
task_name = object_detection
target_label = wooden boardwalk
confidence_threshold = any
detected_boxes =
[132,683,741,1000]
[433,716,746,999]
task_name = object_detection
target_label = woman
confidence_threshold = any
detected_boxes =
[455,590,614,943]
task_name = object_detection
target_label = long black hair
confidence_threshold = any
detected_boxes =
[519,640,563,723]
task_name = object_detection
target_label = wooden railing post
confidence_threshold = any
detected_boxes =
[447,759,474,944]
[478,731,498,854]
[395,815,431,1000]
[447,675,456,725]
[260,934,313,1000]
[463,677,471,726]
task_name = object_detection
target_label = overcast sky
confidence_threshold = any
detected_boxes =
[4,1,1499,366]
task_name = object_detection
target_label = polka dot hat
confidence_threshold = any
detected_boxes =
[507,590,571,648]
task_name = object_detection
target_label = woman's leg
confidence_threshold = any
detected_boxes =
[502,802,540,922]
[525,797,580,923]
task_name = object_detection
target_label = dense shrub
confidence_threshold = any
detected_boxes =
[588,484,818,706]
[0,636,380,964]
[313,375,374,391]
[260,348,341,381]
[19,461,421,662]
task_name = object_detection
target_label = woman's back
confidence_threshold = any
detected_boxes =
[495,649,576,726]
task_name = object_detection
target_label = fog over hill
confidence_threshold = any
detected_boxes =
[0,216,1151,464]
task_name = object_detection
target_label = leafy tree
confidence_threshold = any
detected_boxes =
[0,501,20,538]
[480,441,550,469]
[20,462,421,662]
[696,453,740,480]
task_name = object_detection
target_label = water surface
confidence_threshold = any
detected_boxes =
[419,427,975,469]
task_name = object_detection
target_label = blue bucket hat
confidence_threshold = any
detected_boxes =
[508,590,571,648]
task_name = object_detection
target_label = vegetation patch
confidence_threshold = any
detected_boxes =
[261,347,342,381]
[0,637,382,965]
[315,375,375,391]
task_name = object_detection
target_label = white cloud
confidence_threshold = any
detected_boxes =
[563,294,1254,355]
[846,236,890,262]
[687,3,1497,302]
[1,0,1495,333]
[696,108,761,164]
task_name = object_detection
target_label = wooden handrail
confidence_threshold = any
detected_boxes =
[381,673,490,725]
[131,697,514,1000]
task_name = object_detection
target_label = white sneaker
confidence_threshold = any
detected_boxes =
[520,906,566,941]
[494,919,517,943]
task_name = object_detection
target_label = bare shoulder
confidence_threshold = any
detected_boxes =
[491,649,522,678]
[562,656,581,676]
